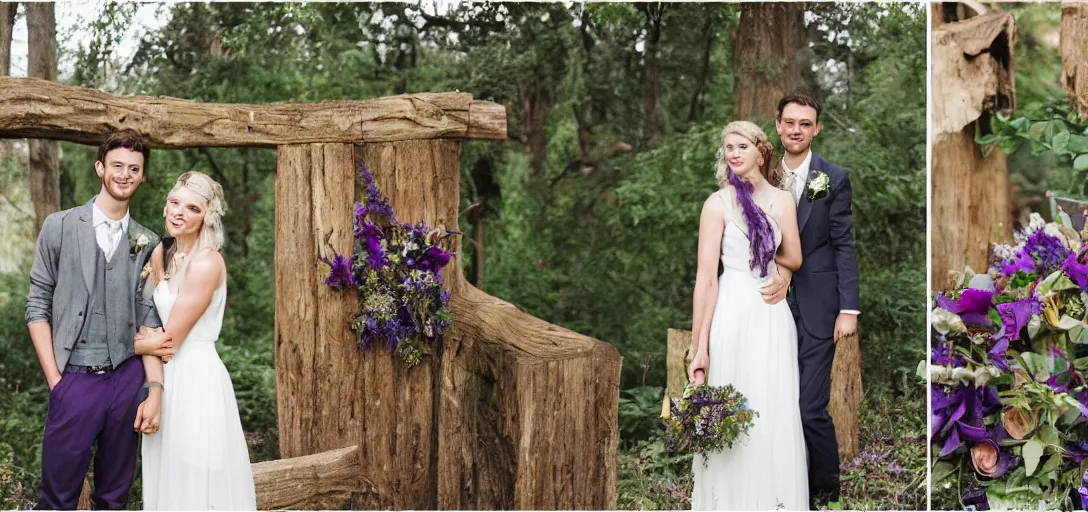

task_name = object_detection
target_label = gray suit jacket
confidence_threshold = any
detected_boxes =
[26,199,161,372]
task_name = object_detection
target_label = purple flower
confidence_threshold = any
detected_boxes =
[1067,440,1088,463]
[1000,229,1071,277]
[932,343,965,367]
[1063,250,1088,290]
[932,384,1001,457]
[988,336,1010,370]
[996,298,1036,342]
[320,253,358,289]
[358,162,395,222]
[935,288,995,327]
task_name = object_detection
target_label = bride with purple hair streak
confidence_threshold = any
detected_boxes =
[687,120,809,510]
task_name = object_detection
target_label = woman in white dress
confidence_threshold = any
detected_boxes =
[687,121,809,510]
[133,171,257,510]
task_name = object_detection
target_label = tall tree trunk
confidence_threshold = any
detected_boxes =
[1061,1,1088,121]
[522,82,549,178]
[27,2,59,235]
[0,2,15,76]
[689,12,716,122]
[733,2,805,121]
[641,3,664,142]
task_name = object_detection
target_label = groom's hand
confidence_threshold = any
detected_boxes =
[834,313,858,343]
[760,273,788,305]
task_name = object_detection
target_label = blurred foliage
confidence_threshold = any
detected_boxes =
[987,3,1073,227]
[0,2,923,508]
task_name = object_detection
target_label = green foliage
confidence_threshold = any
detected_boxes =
[984,104,1088,198]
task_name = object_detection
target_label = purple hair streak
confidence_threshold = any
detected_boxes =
[727,169,777,278]
[716,121,778,278]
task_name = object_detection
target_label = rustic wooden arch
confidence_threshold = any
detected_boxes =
[1,76,622,510]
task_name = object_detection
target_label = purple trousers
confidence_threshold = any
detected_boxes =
[36,356,145,510]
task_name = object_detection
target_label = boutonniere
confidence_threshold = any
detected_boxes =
[806,171,831,201]
[129,232,151,258]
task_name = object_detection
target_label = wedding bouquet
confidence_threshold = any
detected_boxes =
[321,163,457,368]
[661,381,758,465]
[928,210,1088,510]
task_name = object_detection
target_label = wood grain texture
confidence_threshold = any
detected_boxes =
[931,129,1012,288]
[829,331,862,459]
[0,77,506,147]
[931,10,1016,287]
[442,285,622,509]
[252,445,362,510]
[1062,1,1088,121]
[274,144,318,459]
[931,11,1016,137]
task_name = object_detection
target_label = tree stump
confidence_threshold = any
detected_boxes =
[1062,2,1088,121]
[931,10,1016,287]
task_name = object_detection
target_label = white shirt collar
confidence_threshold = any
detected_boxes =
[782,150,813,177]
[92,197,130,232]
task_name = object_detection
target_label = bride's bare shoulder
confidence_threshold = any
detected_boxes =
[186,250,226,287]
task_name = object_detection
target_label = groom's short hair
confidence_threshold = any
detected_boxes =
[776,93,822,122]
[96,129,151,172]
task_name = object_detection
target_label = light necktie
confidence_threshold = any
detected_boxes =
[105,220,122,261]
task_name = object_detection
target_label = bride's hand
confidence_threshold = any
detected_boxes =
[136,388,162,435]
[135,328,175,359]
[688,351,709,386]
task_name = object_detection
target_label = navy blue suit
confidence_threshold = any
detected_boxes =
[787,152,860,506]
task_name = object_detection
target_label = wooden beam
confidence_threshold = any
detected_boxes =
[0,77,507,148]
[252,445,363,510]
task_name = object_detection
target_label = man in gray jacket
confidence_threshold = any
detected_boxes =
[26,130,170,510]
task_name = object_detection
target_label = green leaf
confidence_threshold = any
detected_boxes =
[1030,121,1048,139]
[1068,135,1088,153]
[1031,452,1057,480]
[1037,423,1060,446]
[1024,438,1045,476]
[931,460,957,484]
[1074,154,1088,172]
[1038,271,1078,294]
[1053,130,1071,153]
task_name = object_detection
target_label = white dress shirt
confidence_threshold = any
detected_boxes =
[783,152,859,316]
[92,200,130,262]
[783,151,812,205]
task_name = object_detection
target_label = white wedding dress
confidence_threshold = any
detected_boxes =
[691,189,809,510]
[142,279,257,510]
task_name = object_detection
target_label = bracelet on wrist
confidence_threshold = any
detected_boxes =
[143,381,164,391]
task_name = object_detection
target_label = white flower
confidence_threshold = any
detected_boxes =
[137,234,150,246]
[992,243,1017,261]
[806,171,831,200]
[932,307,967,335]
[1029,212,1045,229]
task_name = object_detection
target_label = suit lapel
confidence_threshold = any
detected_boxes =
[77,200,97,294]
[796,155,820,234]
